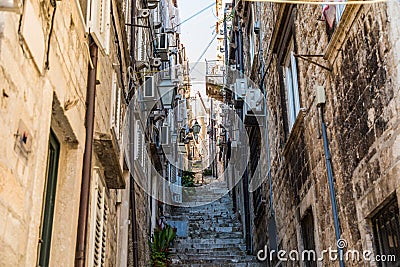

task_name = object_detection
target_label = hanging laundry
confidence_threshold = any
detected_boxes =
[323,3,336,29]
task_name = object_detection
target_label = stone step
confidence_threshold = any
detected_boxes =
[175,237,244,245]
[172,257,261,264]
[173,243,247,250]
[171,262,264,267]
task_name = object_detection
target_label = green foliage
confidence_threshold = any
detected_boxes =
[150,225,177,267]
[202,168,212,176]
[181,171,195,187]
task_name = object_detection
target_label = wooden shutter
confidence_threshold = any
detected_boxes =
[89,170,108,267]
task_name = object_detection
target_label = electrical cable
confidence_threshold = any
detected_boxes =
[189,32,218,74]
[245,0,387,4]
[174,2,215,29]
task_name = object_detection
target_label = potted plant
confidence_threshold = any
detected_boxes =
[150,224,177,267]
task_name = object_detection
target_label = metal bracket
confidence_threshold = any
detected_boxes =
[294,54,332,72]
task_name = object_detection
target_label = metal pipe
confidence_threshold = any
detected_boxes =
[238,18,244,75]
[75,36,98,267]
[224,7,229,67]
[129,1,139,266]
[319,106,345,267]
[257,5,277,253]
[240,108,251,254]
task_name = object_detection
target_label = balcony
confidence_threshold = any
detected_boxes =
[93,131,125,189]
[205,60,224,101]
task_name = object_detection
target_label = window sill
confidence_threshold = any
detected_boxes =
[324,4,362,64]
[283,108,306,157]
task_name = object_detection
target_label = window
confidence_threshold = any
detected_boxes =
[110,72,121,140]
[301,209,317,267]
[372,197,400,266]
[282,39,300,131]
[88,169,109,267]
[336,1,346,25]
[37,131,60,267]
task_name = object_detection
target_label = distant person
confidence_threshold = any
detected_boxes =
[219,145,223,162]
[226,138,231,163]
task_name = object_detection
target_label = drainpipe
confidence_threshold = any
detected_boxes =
[237,16,251,254]
[319,104,345,267]
[129,1,139,266]
[223,7,229,67]
[257,6,278,253]
[75,36,98,267]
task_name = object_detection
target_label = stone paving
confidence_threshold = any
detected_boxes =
[167,178,264,267]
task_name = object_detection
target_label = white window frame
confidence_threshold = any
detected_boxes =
[336,1,346,25]
[249,8,256,66]
[110,72,121,140]
[283,39,300,130]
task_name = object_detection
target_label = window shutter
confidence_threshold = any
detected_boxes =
[89,170,108,267]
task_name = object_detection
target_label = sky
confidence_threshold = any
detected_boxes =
[178,0,218,64]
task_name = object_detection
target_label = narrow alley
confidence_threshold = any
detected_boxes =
[168,178,262,266]
[1,0,400,266]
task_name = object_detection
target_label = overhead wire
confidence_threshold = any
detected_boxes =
[173,2,216,29]
[244,0,387,4]
[190,33,218,74]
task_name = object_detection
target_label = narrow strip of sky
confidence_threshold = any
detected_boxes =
[179,1,218,64]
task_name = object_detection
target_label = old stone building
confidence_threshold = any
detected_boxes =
[227,0,400,266]
[0,0,170,266]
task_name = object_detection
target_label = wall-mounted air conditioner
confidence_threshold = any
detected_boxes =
[172,64,183,83]
[245,88,263,114]
[150,57,162,68]
[157,33,169,61]
[86,0,111,54]
[143,75,155,98]
[137,9,150,18]
[234,78,247,101]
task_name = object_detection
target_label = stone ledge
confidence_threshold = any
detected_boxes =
[93,131,125,189]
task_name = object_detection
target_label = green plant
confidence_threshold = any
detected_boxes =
[181,171,195,187]
[202,168,212,176]
[150,225,177,267]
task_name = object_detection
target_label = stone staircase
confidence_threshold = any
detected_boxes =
[167,179,264,267]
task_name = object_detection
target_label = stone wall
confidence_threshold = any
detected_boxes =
[0,0,133,266]
[239,1,400,266]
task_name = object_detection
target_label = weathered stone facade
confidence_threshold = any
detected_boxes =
[234,0,400,266]
[0,0,139,266]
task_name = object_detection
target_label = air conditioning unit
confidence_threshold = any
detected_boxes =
[86,0,111,54]
[245,88,263,114]
[137,9,150,18]
[143,75,155,98]
[150,57,162,68]
[172,64,183,83]
[234,78,247,101]
[157,33,169,61]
